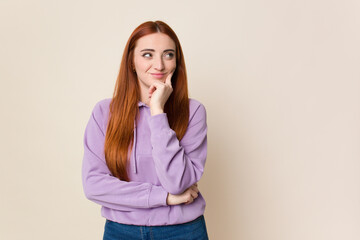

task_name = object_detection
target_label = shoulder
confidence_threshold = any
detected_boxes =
[180,98,207,143]
[93,98,112,113]
[90,98,112,130]
[188,98,207,124]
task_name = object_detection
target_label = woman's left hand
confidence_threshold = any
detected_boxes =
[149,70,174,115]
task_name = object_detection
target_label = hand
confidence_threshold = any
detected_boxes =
[166,183,199,206]
[149,69,175,115]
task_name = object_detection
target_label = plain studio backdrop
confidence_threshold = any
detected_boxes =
[1,0,359,239]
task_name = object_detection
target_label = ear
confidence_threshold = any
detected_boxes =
[129,50,136,72]
[130,62,136,72]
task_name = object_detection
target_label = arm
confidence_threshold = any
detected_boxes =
[82,101,168,211]
[148,102,207,195]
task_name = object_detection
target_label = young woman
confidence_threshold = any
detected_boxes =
[82,20,209,239]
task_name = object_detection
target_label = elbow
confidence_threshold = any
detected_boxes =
[82,176,98,201]
[161,178,199,195]
[157,165,205,195]
[83,183,94,201]
[157,177,186,195]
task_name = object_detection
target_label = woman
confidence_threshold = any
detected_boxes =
[82,20,209,239]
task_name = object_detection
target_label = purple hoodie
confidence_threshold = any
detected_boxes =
[82,98,207,226]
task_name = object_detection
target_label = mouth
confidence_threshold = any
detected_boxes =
[150,73,165,79]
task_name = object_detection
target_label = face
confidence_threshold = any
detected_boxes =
[133,33,176,96]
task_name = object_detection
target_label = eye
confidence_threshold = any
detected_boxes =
[164,52,175,59]
[142,52,152,58]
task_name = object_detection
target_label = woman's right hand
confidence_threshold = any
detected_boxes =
[166,183,199,205]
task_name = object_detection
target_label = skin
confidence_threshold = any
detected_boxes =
[133,33,199,205]
[166,183,199,206]
[133,32,175,115]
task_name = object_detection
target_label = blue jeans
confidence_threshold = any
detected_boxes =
[103,215,209,240]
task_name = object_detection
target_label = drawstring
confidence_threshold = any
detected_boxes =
[132,122,137,173]
[132,101,146,174]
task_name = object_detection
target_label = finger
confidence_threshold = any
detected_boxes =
[185,197,194,205]
[165,69,175,86]
[191,190,198,199]
[191,185,199,193]
[149,85,156,94]
[185,193,193,202]
[151,81,166,89]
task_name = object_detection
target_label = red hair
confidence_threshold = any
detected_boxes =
[104,21,189,181]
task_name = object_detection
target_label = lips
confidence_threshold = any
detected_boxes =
[151,73,165,79]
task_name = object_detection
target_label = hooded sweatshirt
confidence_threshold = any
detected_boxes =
[81,98,207,226]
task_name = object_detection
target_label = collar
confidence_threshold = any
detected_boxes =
[138,101,149,108]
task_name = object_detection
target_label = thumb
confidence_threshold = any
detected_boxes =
[165,69,175,86]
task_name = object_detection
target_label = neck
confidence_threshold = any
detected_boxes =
[140,92,150,106]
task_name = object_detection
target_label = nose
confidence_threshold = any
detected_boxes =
[153,56,165,71]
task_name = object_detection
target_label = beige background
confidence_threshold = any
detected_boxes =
[1,0,359,239]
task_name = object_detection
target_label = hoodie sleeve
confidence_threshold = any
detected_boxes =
[81,101,168,211]
[148,101,207,195]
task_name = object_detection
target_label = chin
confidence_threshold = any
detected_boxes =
[154,79,165,83]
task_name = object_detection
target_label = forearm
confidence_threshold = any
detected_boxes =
[148,107,207,195]
[82,103,168,211]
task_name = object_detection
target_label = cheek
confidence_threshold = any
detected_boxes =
[134,56,148,71]
[168,60,176,69]
[135,61,151,72]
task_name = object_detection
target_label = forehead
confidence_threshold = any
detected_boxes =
[134,33,176,51]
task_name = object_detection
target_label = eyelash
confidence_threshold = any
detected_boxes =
[142,52,175,59]
[165,52,174,58]
[142,53,152,58]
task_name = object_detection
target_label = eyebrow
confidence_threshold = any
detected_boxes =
[140,48,175,52]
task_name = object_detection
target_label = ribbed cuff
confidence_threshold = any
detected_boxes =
[148,185,168,208]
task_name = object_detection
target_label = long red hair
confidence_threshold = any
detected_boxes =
[104,21,189,181]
